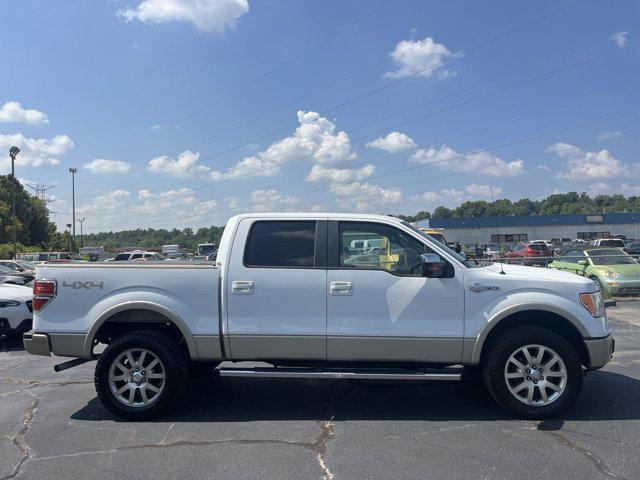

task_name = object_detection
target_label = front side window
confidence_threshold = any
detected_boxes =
[113,254,129,261]
[340,222,431,276]
[130,253,143,260]
[245,221,316,268]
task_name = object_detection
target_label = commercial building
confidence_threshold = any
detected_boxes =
[415,213,640,244]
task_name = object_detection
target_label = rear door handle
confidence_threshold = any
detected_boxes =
[232,280,254,295]
[330,281,352,296]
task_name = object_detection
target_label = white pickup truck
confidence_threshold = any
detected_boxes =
[23,213,614,420]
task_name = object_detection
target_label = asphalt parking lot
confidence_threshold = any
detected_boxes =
[1,305,639,480]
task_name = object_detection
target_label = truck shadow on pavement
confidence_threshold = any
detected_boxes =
[70,369,640,423]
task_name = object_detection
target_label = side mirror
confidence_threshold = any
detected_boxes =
[420,253,446,278]
[454,242,462,254]
[578,260,588,266]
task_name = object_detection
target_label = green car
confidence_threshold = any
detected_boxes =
[548,247,640,296]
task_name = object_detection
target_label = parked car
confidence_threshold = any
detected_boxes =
[111,251,166,262]
[548,247,640,296]
[0,264,32,285]
[623,242,640,256]
[0,283,33,335]
[479,243,501,259]
[505,243,554,266]
[0,260,36,279]
[24,213,613,421]
[591,238,626,248]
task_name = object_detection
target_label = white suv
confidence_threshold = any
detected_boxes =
[111,251,166,262]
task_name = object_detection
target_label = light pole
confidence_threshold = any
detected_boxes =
[9,147,20,260]
[77,217,85,248]
[66,223,72,252]
[69,168,77,250]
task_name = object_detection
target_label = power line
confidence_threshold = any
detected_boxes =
[70,82,634,218]
[71,40,634,209]
[81,109,640,231]
[109,1,390,158]
[82,132,639,231]
[72,0,588,201]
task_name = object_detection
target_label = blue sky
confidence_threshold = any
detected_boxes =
[1,0,638,233]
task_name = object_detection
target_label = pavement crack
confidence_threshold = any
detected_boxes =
[538,425,628,480]
[1,392,39,480]
[311,418,335,480]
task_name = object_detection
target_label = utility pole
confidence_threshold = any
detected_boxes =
[77,217,85,248]
[66,224,72,252]
[9,147,20,260]
[69,168,77,250]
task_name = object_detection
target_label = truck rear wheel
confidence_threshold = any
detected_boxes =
[482,326,583,419]
[95,330,189,420]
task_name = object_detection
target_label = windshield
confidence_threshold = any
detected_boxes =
[402,221,477,267]
[17,261,36,270]
[0,265,15,273]
[599,240,625,247]
[428,232,446,244]
[587,249,636,265]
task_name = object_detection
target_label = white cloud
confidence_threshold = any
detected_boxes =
[411,144,524,177]
[366,131,416,153]
[83,158,132,175]
[78,187,219,229]
[0,133,73,172]
[411,184,501,205]
[621,183,640,196]
[210,110,357,181]
[147,150,211,177]
[0,101,49,125]
[384,37,457,79]
[610,31,629,48]
[549,142,626,180]
[589,182,611,193]
[306,164,375,184]
[537,164,551,172]
[249,189,299,212]
[330,182,402,211]
[597,130,622,141]
[118,0,249,33]
[465,183,501,197]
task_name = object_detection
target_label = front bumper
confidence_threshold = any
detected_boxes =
[584,334,615,370]
[23,331,51,356]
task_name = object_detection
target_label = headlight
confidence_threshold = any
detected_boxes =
[580,291,605,318]
[603,270,618,280]
[0,299,20,308]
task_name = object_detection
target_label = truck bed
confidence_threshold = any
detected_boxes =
[33,262,221,359]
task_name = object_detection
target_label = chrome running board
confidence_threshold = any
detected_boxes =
[218,367,461,381]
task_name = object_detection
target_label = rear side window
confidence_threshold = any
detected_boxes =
[245,221,316,268]
[529,244,547,251]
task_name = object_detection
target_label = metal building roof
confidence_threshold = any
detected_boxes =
[419,212,640,229]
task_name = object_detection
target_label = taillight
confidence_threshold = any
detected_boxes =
[33,280,57,312]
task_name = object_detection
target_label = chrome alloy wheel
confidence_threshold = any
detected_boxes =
[504,344,568,406]
[108,348,166,407]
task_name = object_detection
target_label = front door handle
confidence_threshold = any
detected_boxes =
[330,281,352,296]
[232,280,254,295]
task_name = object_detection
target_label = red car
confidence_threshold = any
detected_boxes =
[505,242,554,266]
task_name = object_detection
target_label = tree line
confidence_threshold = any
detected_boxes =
[2,176,640,254]
[396,192,640,222]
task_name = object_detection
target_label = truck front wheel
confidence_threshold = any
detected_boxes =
[95,330,189,420]
[482,326,583,419]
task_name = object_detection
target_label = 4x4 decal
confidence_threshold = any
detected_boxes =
[62,281,104,290]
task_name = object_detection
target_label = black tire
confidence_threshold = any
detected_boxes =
[482,326,583,419]
[95,330,189,420]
